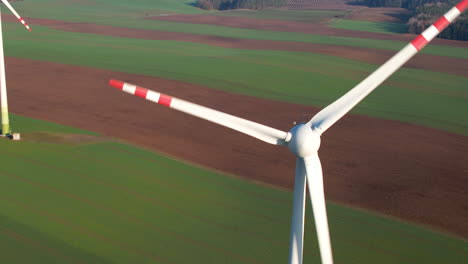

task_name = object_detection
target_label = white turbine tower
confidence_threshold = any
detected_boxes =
[109,1,467,264]
[0,0,31,136]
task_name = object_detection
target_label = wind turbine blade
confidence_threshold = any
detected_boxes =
[0,0,31,31]
[109,80,291,145]
[303,155,333,264]
[310,0,467,134]
[288,158,307,264]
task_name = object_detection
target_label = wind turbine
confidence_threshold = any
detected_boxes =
[0,0,31,136]
[109,1,467,263]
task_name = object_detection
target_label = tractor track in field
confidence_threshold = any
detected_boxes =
[4,15,468,77]
[6,57,468,238]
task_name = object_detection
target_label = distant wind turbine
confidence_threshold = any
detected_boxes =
[0,0,31,136]
[109,1,467,263]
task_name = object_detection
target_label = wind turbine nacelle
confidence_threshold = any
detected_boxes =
[287,123,321,157]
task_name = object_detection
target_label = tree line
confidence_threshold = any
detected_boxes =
[358,0,467,40]
[195,0,286,10]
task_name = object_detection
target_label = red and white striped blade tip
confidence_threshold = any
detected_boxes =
[410,0,467,51]
[458,0,468,12]
[109,79,124,90]
[18,18,32,32]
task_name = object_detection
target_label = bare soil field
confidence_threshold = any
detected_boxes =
[5,16,468,76]
[6,57,467,237]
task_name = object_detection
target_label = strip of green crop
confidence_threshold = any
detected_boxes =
[7,0,203,17]
[329,19,408,34]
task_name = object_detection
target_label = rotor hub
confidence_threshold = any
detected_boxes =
[287,123,321,157]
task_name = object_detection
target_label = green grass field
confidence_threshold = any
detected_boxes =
[329,19,408,34]
[7,0,204,18]
[0,114,466,264]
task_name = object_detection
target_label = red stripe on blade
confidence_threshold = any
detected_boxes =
[433,16,450,31]
[456,0,468,12]
[109,79,124,90]
[158,94,172,107]
[18,17,32,31]
[411,35,428,51]
[134,86,148,98]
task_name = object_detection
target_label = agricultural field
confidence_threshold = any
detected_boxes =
[0,0,467,263]
[0,114,466,263]
[212,9,348,22]
[329,19,408,34]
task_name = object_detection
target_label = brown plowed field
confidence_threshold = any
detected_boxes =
[6,57,467,237]
[5,16,468,76]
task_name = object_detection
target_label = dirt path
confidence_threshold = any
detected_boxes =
[5,15,468,77]
[6,57,467,237]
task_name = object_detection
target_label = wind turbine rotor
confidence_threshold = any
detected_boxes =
[109,2,467,264]
[286,124,332,264]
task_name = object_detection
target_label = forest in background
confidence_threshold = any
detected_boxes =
[194,0,467,40]
[360,0,467,40]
